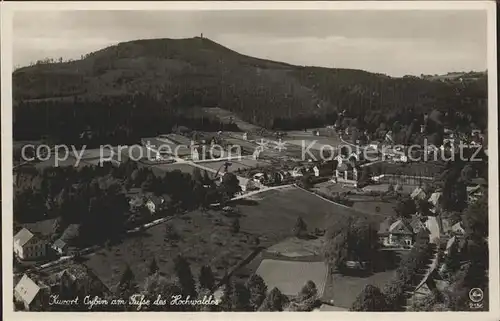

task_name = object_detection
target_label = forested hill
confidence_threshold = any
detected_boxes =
[13,37,487,139]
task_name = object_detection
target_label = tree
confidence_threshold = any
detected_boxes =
[351,285,388,311]
[231,281,251,311]
[395,196,417,219]
[192,167,203,184]
[148,257,159,275]
[298,173,313,190]
[164,223,179,242]
[202,170,212,186]
[295,280,320,311]
[246,274,268,311]
[173,255,197,298]
[142,272,183,311]
[117,264,137,299]
[220,172,241,199]
[358,167,371,186]
[258,287,288,311]
[293,216,307,238]
[324,217,379,271]
[462,191,488,242]
[198,265,215,291]
[231,218,240,234]
[219,280,234,311]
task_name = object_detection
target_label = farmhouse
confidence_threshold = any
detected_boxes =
[466,185,484,203]
[378,217,429,248]
[14,228,48,260]
[14,274,50,311]
[428,192,442,214]
[129,195,146,212]
[52,238,68,255]
[331,161,359,186]
[145,195,170,214]
[410,187,427,201]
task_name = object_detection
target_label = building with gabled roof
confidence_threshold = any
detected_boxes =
[14,227,48,260]
[378,216,430,248]
[410,187,427,201]
[14,274,50,311]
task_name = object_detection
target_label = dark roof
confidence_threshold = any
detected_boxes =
[378,217,395,235]
[52,238,67,249]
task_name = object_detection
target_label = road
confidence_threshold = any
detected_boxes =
[412,216,440,292]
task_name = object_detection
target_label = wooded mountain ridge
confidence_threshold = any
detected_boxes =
[13,37,487,134]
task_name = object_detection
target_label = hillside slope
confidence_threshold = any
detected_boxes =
[13,37,487,129]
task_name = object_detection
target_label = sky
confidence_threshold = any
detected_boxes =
[13,10,487,77]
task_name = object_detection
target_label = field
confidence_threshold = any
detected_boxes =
[83,209,256,292]
[255,259,328,297]
[233,186,382,247]
[265,237,324,258]
[322,270,396,308]
[83,186,380,292]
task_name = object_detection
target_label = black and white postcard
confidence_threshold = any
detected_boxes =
[1,1,498,319]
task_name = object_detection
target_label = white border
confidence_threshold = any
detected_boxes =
[1,1,498,321]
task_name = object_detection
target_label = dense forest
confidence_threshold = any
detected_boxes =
[13,37,488,143]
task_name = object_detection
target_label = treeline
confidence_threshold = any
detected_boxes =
[13,159,242,247]
[13,94,240,146]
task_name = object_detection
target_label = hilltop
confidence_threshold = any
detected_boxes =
[13,37,487,138]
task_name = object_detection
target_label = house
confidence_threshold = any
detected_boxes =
[129,195,146,212]
[428,192,442,214]
[410,187,427,201]
[14,228,48,260]
[191,148,200,161]
[451,222,465,236]
[43,263,111,302]
[444,236,457,255]
[145,195,171,214]
[331,162,358,186]
[466,185,483,203]
[14,274,50,311]
[52,238,68,256]
[378,217,428,248]
[291,166,305,177]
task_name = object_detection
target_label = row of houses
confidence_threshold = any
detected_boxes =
[377,216,465,249]
[14,226,74,261]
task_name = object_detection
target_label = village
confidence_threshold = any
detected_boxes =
[13,107,488,312]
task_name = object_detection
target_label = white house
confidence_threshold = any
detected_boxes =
[14,274,49,311]
[191,148,200,161]
[428,192,442,214]
[410,187,427,201]
[13,228,48,261]
[451,222,466,236]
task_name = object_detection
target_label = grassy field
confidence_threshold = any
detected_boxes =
[322,270,396,308]
[266,237,324,258]
[83,209,256,292]
[255,259,328,297]
[233,186,383,247]
[82,186,383,292]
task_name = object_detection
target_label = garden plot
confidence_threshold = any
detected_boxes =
[255,259,328,297]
